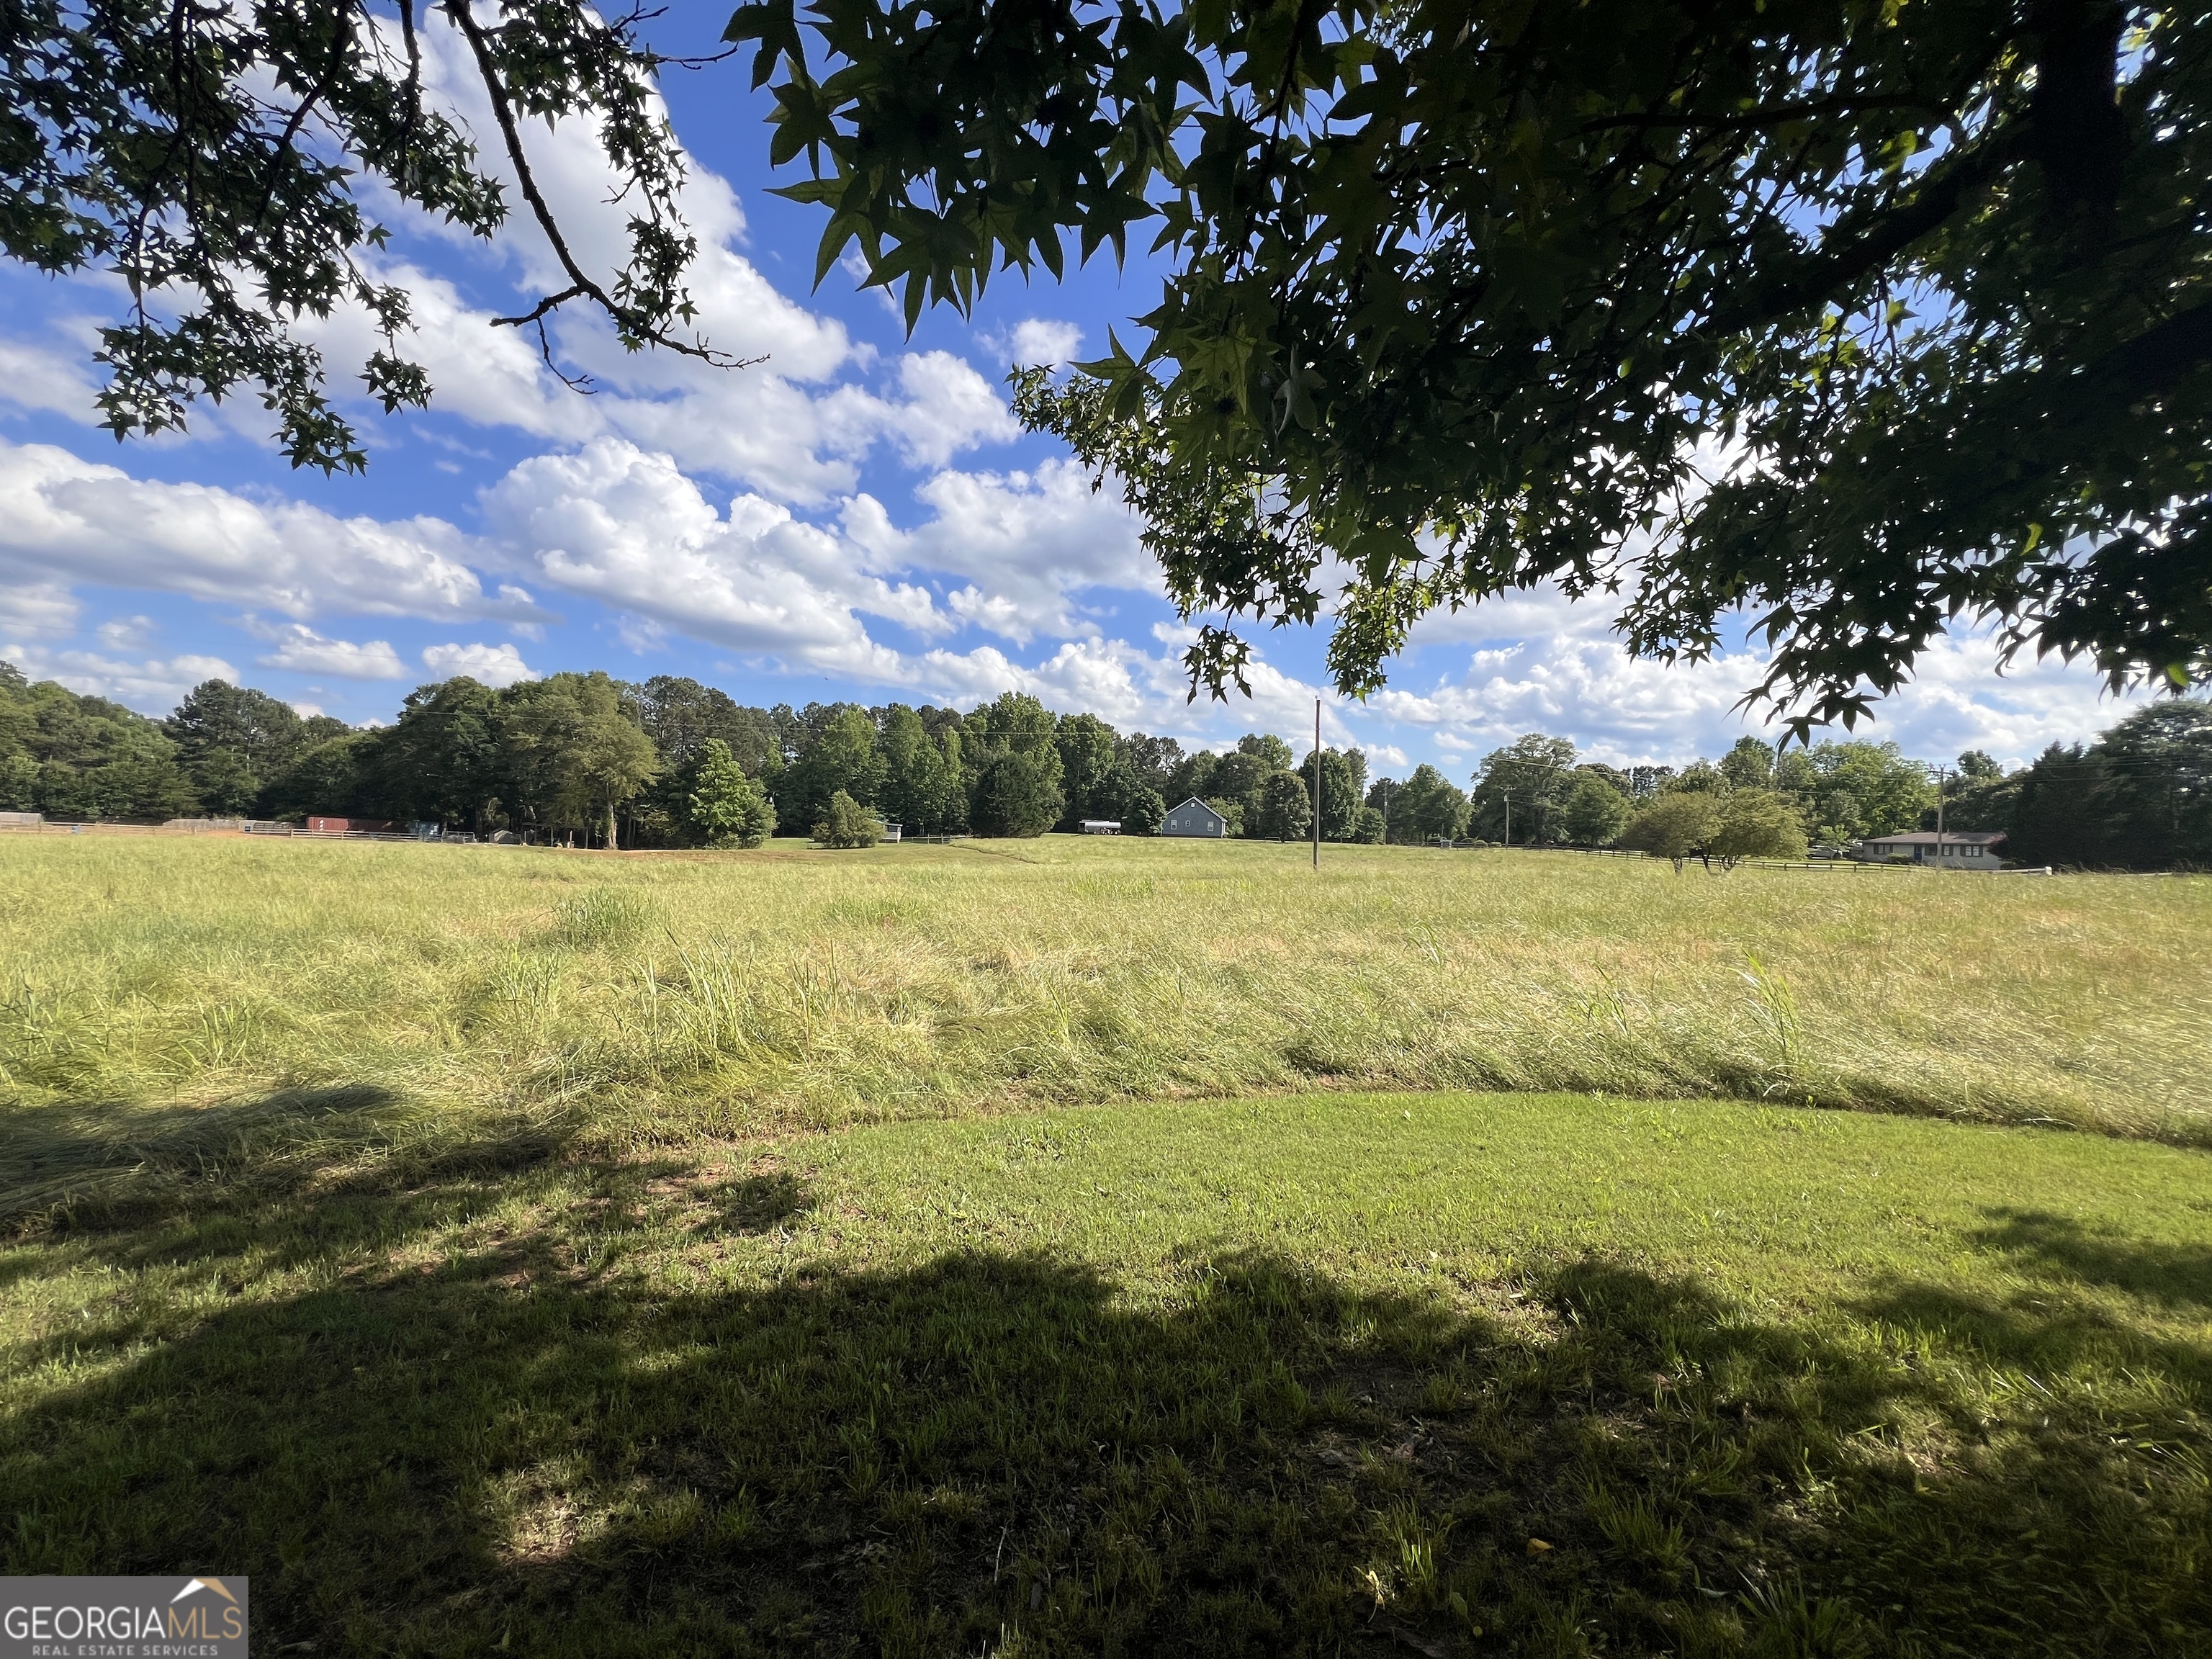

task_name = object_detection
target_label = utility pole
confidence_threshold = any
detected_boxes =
[1380,779,1393,845]
[1501,788,1511,849]
[1313,698,1322,870]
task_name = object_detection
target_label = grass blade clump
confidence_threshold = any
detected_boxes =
[547,888,657,951]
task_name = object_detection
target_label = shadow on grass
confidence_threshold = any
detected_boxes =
[1970,1206,2212,1311]
[1,1149,2207,1658]
[0,1083,572,1238]
[706,1169,814,1235]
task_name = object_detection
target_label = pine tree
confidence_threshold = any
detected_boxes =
[688,740,776,849]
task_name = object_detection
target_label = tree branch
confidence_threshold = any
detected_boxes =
[1579,92,1946,135]
[2027,0,2128,235]
[1708,126,2028,330]
[441,0,755,371]
[2093,297,2212,397]
[255,0,358,228]
[397,0,425,178]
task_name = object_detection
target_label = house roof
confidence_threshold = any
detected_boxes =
[1860,831,2007,845]
[1168,797,1226,819]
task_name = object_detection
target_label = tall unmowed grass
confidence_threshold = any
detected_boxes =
[1,835,2206,1215]
[3,835,2209,1652]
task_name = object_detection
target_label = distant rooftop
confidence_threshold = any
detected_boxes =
[1861,831,2007,845]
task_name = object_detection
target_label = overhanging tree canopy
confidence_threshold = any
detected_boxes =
[0,0,736,471]
[5,1,2206,729]
[727,0,2210,731]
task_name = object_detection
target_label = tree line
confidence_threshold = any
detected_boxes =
[1942,702,2212,871]
[3,660,2203,866]
[1429,703,2211,871]
[0,663,1364,849]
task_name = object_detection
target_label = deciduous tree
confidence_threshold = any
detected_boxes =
[1397,765,1469,845]
[1251,769,1312,842]
[778,704,885,832]
[734,0,2211,727]
[1622,794,1722,872]
[1313,747,1366,840]
[878,703,959,834]
[1115,733,1184,794]
[369,675,505,830]
[1718,738,1778,792]
[261,730,376,822]
[1562,778,1632,848]
[1054,713,1120,828]
[1779,742,1934,842]
[1707,793,1809,869]
[1,0,737,470]
[503,672,657,848]
[812,788,881,848]
[1472,734,1578,842]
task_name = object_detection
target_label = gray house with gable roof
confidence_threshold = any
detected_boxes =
[1161,797,1228,838]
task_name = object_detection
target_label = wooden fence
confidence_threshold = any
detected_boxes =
[0,818,476,843]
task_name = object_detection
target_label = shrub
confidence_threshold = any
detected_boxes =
[812,790,882,848]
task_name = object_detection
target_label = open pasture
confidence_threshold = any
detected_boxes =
[1,837,2208,1655]
[0,835,2206,1189]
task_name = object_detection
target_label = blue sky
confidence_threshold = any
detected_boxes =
[0,9,2149,775]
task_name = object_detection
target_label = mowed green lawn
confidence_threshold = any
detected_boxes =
[4,1093,2208,1656]
[1,839,2208,1655]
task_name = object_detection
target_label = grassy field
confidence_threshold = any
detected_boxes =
[1,835,2207,1194]
[4,1091,2208,1655]
[1,837,2208,1655]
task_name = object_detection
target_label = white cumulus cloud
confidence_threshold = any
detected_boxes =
[0,439,532,625]
[1376,583,2152,770]
[95,614,156,651]
[0,580,79,639]
[0,333,104,426]
[848,458,1149,644]
[252,623,409,680]
[819,351,1023,470]
[1,644,238,715]
[1004,318,1085,367]
[422,642,536,687]
[481,437,925,676]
